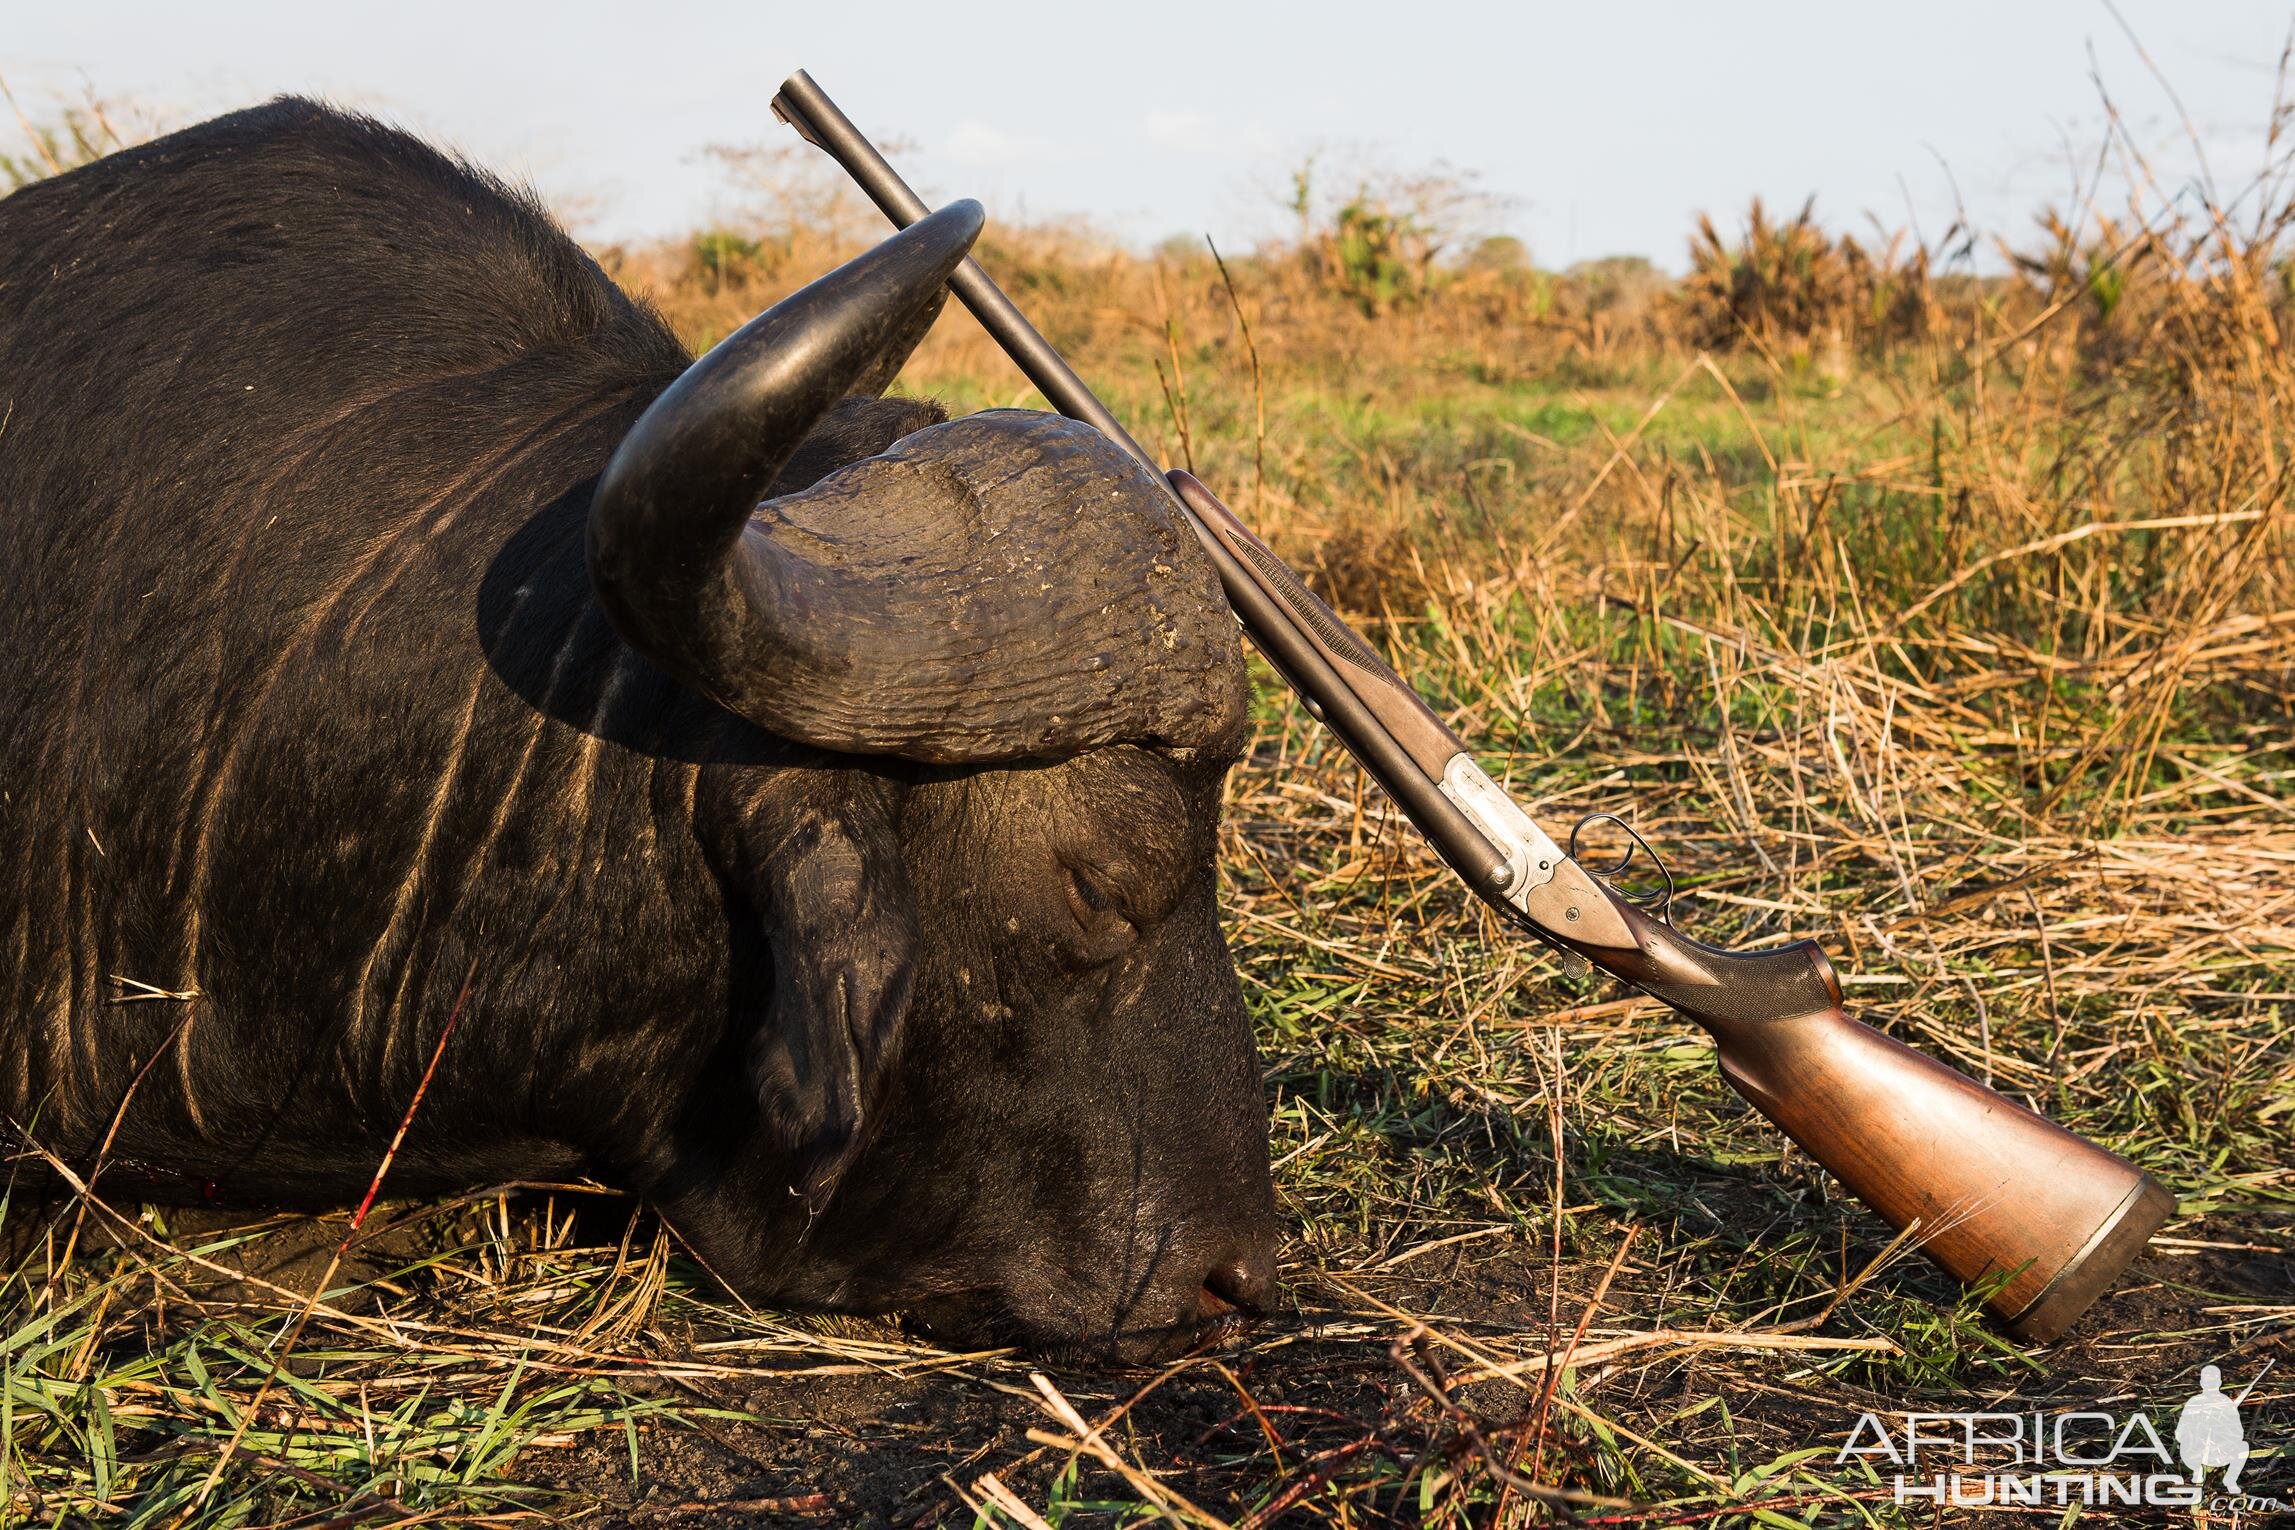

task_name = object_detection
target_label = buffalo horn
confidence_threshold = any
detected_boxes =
[586,200,1247,763]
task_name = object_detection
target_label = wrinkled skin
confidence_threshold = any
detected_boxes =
[671,745,1275,1356]
[0,99,1276,1361]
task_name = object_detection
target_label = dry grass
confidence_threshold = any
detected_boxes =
[5,80,2293,1530]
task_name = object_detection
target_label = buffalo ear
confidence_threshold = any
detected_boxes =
[747,776,918,1210]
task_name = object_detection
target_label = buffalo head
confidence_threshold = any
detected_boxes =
[587,203,1277,1359]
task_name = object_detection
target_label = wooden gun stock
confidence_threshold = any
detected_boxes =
[1717,999,2174,1340]
[1562,890,2172,1339]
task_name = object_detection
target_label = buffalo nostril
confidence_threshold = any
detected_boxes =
[1199,1254,1273,1321]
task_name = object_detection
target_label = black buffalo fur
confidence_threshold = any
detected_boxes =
[0,99,1274,1359]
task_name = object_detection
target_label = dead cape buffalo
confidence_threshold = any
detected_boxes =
[0,99,1278,1360]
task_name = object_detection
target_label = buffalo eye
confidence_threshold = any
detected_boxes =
[1062,862,1137,958]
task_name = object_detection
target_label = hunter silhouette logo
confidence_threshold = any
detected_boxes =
[2177,1362,2266,1493]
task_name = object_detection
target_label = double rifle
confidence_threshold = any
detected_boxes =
[770,71,2171,1341]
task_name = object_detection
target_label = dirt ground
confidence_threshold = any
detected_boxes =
[509,1204,2292,1526]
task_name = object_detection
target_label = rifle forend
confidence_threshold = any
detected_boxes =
[770,68,2174,1342]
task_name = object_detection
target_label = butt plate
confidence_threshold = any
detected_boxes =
[2000,1173,2176,1343]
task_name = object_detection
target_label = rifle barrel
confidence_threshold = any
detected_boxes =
[773,72,1154,473]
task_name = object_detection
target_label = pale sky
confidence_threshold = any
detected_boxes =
[7,3,2291,268]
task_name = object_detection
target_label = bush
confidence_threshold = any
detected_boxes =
[1679,197,1933,357]
[688,229,764,294]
